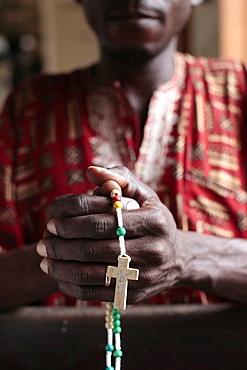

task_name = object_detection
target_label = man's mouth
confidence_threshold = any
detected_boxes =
[107,9,163,23]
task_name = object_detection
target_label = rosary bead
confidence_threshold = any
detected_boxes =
[106,302,113,309]
[105,323,114,329]
[105,309,112,317]
[113,326,122,334]
[112,195,121,203]
[105,187,137,370]
[113,319,121,327]
[111,189,121,198]
[105,344,115,352]
[105,316,113,323]
[113,350,123,358]
[113,201,123,210]
[113,312,121,320]
[116,227,126,236]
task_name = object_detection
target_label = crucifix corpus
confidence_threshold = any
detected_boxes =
[105,255,139,310]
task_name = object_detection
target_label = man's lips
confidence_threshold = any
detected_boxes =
[107,9,163,22]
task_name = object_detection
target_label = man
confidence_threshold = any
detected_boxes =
[0,0,246,311]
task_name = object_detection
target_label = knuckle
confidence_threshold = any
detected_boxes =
[141,240,167,266]
[114,165,129,177]
[60,221,69,239]
[95,215,108,237]
[77,194,90,215]
[151,242,168,265]
[81,214,112,239]
[152,210,167,235]
[79,287,100,301]
[147,240,175,268]
[75,267,89,285]
[48,259,56,279]
[139,268,154,286]
[122,166,131,180]
[147,207,176,241]
[76,243,95,261]
[47,238,59,259]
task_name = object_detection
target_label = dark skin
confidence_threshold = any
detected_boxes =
[37,0,247,306]
[0,246,58,311]
[1,0,246,312]
[38,166,247,305]
[78,0,192,127]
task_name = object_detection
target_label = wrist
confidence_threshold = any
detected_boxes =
[166,230,213,292]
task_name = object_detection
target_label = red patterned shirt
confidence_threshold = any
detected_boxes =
[0,53,246,304]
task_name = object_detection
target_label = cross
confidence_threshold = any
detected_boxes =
[105,255,139,310]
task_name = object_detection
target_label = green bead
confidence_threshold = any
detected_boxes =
[113,313,121,320]
[105,344,114,352]
[113,350,123,358]
[116,227,126,236]
[106,367,114,370]
[113,326,122,334]
[113,319,121,327]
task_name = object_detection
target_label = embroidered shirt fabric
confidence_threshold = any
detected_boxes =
[0,53,246,305]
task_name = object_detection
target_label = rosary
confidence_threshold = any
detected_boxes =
[104,189,139,370]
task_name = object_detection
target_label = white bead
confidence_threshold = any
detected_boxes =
[115,356,121,370]
[111,189,121,198]
[116,207,123,227]
[107,329,113,345]
[106,351,112,367]
[119,236,126,256]
[115,333,121,350]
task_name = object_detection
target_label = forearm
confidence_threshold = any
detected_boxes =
[0,244,58,311]
[169,230,247,304]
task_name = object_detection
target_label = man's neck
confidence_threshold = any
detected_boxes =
[93,39,178,94]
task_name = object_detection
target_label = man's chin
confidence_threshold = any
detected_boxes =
[105,45,160,63]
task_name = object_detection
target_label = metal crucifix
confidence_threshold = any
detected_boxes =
[105,255,139,310]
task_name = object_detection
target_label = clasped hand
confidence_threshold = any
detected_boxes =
[37,166,177,304]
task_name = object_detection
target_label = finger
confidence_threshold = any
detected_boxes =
[58,282,115,303]
[37,237,120,262]
[47,194,112,219]
[37,236,166,267]
[40,258,146,289]
[87,166,159,206]
[41,258,156,290]
[47,193,139,219]
[58,281,129,304]
[94,181,140,210]
[57,278,170,305]
[40,258,107,286]
[45,205,162,239]
[93,179,122,197]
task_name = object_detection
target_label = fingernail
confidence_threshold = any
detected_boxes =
[126,200,140,210]
[47,221,57,235]
[36,242,48,257]
[40,258,49,274]
[88,165,106,172]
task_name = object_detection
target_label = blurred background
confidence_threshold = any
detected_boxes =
[0,0,246,110]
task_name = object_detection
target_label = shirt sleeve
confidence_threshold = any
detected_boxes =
[0,92,25,251]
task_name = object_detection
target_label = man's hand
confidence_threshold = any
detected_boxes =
[36,166,177,304]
